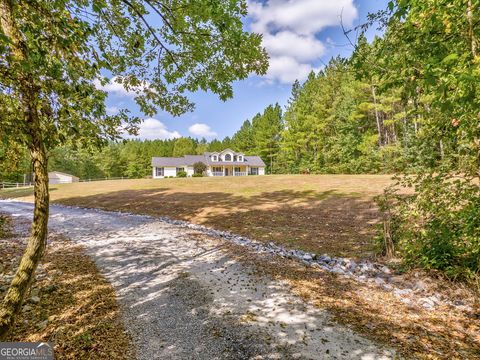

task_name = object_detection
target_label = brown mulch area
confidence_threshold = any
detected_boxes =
[0,215,133,359]
[203,235,480,360]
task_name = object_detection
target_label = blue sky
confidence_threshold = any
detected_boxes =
[100,0,389,141]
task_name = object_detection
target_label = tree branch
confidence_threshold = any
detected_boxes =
[119,0,179,69]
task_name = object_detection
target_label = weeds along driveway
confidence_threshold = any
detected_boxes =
[0,200,394,360]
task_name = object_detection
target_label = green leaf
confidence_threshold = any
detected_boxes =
[442,53,458,64]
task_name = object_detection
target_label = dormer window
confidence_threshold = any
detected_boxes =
[224,154,232,161]
[238,156,243,162]
[212,155,217,161]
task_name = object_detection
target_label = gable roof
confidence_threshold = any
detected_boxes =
[48,171,79,180]
[151,157,187,167]
[243,156,265,166]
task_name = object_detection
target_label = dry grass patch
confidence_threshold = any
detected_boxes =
[0,216,133,359]
[0,175,394,259]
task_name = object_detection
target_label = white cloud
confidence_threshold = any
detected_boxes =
[127,118,181,140]
[248,0,358,84]
[249,0,357,35]
[262,31,325,62]
[188,123,217,137]
[106,106,119,115]
[266,56,314,84]
[94,76,150,97]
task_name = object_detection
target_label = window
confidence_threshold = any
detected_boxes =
[249,167,259,175]
[224,154,232,161]
[155,167,164,177]
[213,166,222,172]
[212,155,217,161]
[233,155,237,161]
[176,167,184,173]
[238,156,243,162]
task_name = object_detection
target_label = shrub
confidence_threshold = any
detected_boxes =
[192,173,203,177]
[176,171,187,178]
[193,161,207,175]
[378,173,480,282]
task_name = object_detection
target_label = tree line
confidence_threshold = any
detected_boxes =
[0,103,283,181]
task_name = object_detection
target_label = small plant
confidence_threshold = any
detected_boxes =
[0,215,9,238]
[375,189,398,259]
[192,173,203,177]
[176,171,187,178]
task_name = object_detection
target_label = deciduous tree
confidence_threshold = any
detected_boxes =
[0,0,267,338]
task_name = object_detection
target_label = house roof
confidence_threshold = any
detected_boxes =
[151,152,266,167]
[151,157,189,167]
[244,156,265,166]
[48,171,79,179]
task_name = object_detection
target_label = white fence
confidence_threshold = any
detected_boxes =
[0,176,146,189]
[0,182,34,189]
[78,176,129,182]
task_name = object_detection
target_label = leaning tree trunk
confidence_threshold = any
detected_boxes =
[0,123,50,340]
[0,0,50,340]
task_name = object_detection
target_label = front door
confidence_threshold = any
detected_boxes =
[224,168,229,176]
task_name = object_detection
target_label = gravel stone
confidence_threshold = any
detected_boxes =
[1,200,395,360]
[29,296,40,304]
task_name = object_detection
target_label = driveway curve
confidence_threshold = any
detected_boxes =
[1,200,395,360]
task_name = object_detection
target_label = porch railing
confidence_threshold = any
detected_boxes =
[234,172,247,176]
[212,172,223,177]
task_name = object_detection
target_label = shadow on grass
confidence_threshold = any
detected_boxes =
[53,188,380,258]
[0,187,58,199]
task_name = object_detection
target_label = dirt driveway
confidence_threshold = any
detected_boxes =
[0,200,394,359]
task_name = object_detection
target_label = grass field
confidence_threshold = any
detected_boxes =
[0,174,394,259]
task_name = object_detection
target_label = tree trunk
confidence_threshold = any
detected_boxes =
[0,135,49,340]
[467,0,477,57]
[371,85,383,146]
[0,0,50,340]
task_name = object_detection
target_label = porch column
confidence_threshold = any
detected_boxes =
[222,166,225,176]
[246,166,249,176]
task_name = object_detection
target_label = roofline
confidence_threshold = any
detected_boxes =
[49,171,79,178]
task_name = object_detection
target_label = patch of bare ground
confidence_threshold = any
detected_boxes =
[191,233,480,360]
[0,215,133,359]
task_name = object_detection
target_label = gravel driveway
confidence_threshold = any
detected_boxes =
[1,200,395,360]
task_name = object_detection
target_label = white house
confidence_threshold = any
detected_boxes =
[48,171,79,184]
[151,149,266,178]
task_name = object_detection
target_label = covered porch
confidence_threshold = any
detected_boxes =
[211,165,248,177]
